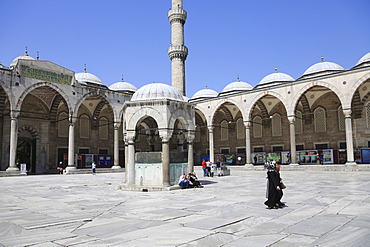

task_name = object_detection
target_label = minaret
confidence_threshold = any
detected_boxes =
[168,0,188,96]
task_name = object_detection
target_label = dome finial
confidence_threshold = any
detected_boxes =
[84,64,87,73]
[36,51,39,60]
[321,53,324,62]
[25,46,29,56]
[237,73,240,81]
[205,83,208,89]
[121,74,124,81]
[274,67,278,73]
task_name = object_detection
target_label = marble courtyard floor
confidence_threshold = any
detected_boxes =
[0,167,369,246]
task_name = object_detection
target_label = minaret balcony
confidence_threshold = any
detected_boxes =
[168,9,187,24]
[168,45,188,60]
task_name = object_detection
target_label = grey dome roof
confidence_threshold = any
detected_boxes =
[109,81,137,92]
[75,72,103,85]
[356,52,370,66]
[10,54,35,68]
[192,88,218,99]
[258,72,294,86]
[303,61,344,76]
[222,80,253,92]
[131,83,184,101]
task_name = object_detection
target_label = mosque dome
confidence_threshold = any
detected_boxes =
[303,61,344,76]
[222,80,253,92]
[75,65,103,85]
[109,80,137,93]
[131,82,184,102]
[192,88,218,99]
[75,72,103,85]
[258,71,294,86]
[10,51,35,68]
[355,52,370,66]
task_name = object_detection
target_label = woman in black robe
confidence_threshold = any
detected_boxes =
[264,162,284,209]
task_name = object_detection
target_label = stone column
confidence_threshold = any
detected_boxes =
[126,134,136,186]
[111,124,121,169]
[161,135,171,187]
[66,115,77,172]
[6,114,19,172]
[288,116,299,165]
[187,131,195,172]
[343,109,356,165]
[244,121,253,167]
[124,133,128,182]
[208,126,214,163]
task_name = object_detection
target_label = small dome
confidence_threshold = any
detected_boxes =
[131,83,184,102]
[109,81,137,92]
[258,71,294,86]
[75,72,103,85]
[192,88,218,99]
[222,80,253,92]
[10,54,34,68]
[355,52,370,66]
[303,61,344,76]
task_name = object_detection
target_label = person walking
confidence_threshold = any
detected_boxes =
[92,162,97,175]
[264,161,284,209]
[201,160,207,177]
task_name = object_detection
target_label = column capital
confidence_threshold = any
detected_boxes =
[207,125,214,132]
[287,116,296,124]
[343,108,352,118]
[244,121,252,128]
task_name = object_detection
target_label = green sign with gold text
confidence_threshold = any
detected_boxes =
[21,65,72,85]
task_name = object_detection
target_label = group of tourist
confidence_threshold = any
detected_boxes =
[178,172,204,189]
[201,159,224,177]
[264,160,286,209]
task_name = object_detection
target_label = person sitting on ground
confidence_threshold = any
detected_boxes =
[188,172,203,188]
[178,174,190,189]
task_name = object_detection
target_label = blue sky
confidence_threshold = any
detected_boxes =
[1,0,369,98]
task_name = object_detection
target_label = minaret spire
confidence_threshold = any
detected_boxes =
[168,0,188,96]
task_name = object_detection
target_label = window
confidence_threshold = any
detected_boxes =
[314,107,326,132]
[272,146,283,152]
[296,145,304,151]
[237,118,245,139]
[237,148,246,154]
[315,143,328,149]
[253,146,264,152]
[99,149,108,155]
[253,116,262,138]
[272,113,282,136]
[57,112,69,137]
[339,142,346,149]
[338,106,345,131]
[366,102,370,128]
[220,148,230,154]
[221,120,228,141]
[78,148,89,154]
[99,117,109,140]
[80,114,90,138]
[295,111,303,134]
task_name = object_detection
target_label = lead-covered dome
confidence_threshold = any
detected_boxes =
[258,71,294,86]
[75,72,103,85]
[303,61,344,76]
[109,80,137,93]
[192,87,218,99]
[355,52,370,66]
[10,51,35,68]
[131,83,184,102]
[222,80,253,92]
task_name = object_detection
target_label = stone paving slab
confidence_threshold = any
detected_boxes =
[0,168,369,246]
